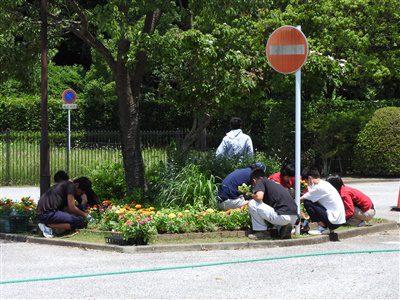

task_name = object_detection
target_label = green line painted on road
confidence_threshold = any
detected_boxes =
[1,249,398,285]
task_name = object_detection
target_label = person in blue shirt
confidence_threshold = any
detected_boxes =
[217,162,266,210]
[216,117,254,158]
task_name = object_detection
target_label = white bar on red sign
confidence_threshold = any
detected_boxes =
[269,45,305,55]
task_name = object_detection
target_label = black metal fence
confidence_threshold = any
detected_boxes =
[0,129,187,185]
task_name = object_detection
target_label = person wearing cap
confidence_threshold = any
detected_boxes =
[326,174,375,227]
[247,168,299,240]
[216,117,254,158]
[217,162,266,210]
[36,177,95,238]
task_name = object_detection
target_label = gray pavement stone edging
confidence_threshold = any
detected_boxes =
[0,221,398,254]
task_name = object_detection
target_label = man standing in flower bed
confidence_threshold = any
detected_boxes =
[36,177,95,238]
[247,168,299,240]
[217,162,266,210]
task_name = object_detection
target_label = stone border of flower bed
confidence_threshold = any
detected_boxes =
[0,221,398,253]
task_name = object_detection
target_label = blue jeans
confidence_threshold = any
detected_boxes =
[303,200,341,230]
[38,211,85,230]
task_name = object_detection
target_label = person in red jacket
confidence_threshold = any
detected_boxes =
[269,163,295,189]
[327,174,375,226]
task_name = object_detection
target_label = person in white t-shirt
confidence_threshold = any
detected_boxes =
[300,167,345,235]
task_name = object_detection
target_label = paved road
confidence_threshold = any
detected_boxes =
[2,179,399,222]
[1,229,399,299]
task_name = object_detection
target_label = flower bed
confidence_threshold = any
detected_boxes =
[87,201,250,245]
[0,197,37,233]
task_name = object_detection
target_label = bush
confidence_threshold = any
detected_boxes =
[185,151,281,183]
[87,160,127,200]
[154,164,218,209]
[354,107,400,176]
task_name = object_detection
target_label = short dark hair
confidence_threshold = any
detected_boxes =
[230,117,242,130]
[251,168,265,180]
[73,177,93,193]
[301,166,320,179]
[54,170,69,183]
[281,163,295,177]
[326,174,344,191]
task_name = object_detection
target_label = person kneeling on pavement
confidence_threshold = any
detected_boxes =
[300,167,346,235]
[326,174,375,227]
[247,168,298,240]
[36,177,95,238]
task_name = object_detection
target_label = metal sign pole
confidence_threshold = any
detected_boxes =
[294,25,302,235]
[66,109,71,174]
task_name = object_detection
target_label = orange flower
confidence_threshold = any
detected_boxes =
[135,215,141,220]
[135,204,142,209]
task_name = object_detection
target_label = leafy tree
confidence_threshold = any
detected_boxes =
[0,0,176,191]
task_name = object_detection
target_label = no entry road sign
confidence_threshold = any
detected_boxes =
[266,25,308,74]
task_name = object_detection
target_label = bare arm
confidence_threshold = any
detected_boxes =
[67,194,87,218]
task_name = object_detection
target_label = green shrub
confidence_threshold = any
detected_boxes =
[186,150,281,183]
[155,164,218,209]
[87,160,127,200]
[354,107,400,176]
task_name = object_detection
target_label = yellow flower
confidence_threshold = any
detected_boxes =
[168,213,176,219]
[116,208,126,215]
[206,208,214,213]
[177,212,183,218]
[149,207,155,211]
[184,209,190,213]
[135,204,142,209]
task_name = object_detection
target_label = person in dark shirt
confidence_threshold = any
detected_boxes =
[217,162,266,210]
[247,168,298,239]
[37,177,95,238]
[53,170,70,183]
[53,171,99,210]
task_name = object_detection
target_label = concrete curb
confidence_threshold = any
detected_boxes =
[1,222,398,253]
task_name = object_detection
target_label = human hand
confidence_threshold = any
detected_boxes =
[244,192,253,200]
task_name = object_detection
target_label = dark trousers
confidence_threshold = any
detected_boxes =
[38,211,85,230]
[303,200,341,230]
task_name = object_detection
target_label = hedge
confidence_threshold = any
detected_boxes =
[354,107,400,176]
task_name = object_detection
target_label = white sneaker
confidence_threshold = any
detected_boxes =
[309,225,330,235]
[38,223,54,238]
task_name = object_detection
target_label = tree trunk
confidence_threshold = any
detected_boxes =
[40,0,50,195]
[181,112,211,158]
[115,63,145,192]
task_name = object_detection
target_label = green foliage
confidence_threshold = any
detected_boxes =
[0,95,81,131]
[185,151,281,183]
[155,164,218,209]
[354,107,400,176]
[87,160,127,200]
[87,202,250,236]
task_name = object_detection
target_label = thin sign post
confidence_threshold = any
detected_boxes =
[266,25,308,235]
[62,89,77,174]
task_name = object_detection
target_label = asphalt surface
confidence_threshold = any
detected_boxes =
[1,229,399,299]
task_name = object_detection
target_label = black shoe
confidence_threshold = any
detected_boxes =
[269,228,279,238]
[279,224,293,239]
